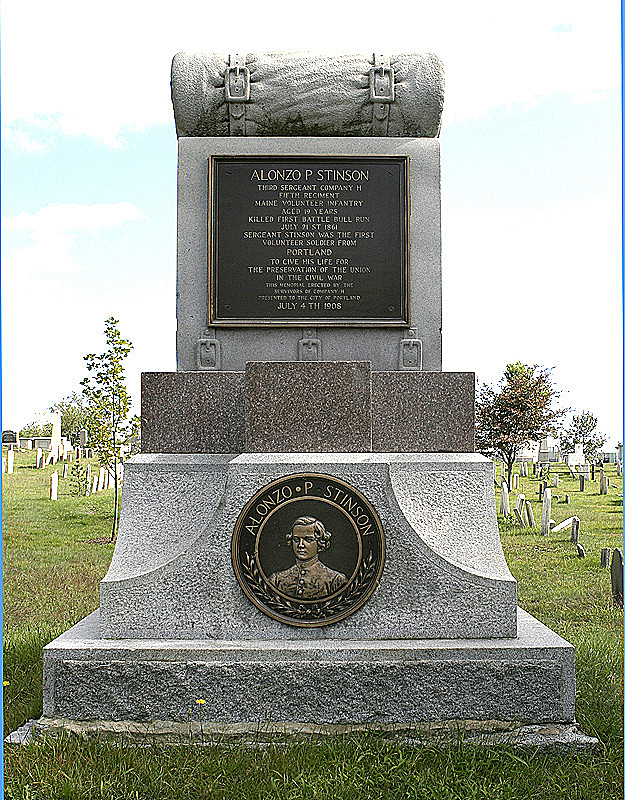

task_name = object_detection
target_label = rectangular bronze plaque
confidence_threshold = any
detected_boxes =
[209,155,409,325]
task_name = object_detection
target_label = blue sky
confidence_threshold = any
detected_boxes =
[2,1,622,447]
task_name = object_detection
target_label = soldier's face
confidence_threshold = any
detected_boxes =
[291,524,318,561]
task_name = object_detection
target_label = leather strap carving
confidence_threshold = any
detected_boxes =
[226,53,250,135]
[370,53,394,136]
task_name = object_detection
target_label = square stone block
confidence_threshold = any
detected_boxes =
[245,362,372,453]
[141,372,244,453]
[372,372,474,452]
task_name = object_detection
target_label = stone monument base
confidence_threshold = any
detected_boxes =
[42,608,575,729]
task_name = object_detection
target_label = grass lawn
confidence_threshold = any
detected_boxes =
[3,450,623,799]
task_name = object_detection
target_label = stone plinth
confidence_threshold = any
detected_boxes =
[42,608,574,727]
[99,453,515,641]
[245,362,372,453]
[142,371,244,453]
[140,367,475,454]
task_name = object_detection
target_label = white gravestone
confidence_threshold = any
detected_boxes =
[524,500,535,527]
[499,480,510,516]
[7,449,14,474]
[86,465,92,495]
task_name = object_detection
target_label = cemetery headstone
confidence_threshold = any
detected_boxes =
[62,463,68,479]
[541,488,552,536]
[570,517,580,544]
[564,494,570,504]
[600,475,608,495]
[611,548,623,607]
[538,482,544,501]
[50,471,58,501]
[514,494,526,527]
[617,461,621,478]
[39,50,580,743]
[7,449,14,474]
[579,474,585,492]
[512,474,519,490]
[91,474,98,494]
[552,517,574,533]
[601,548,611,568]
[500,479,510,516]
[576,544,586,558]
[524,500,535,528]
[79,429,88,448]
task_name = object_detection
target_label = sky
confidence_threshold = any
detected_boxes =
[1,0,622,448]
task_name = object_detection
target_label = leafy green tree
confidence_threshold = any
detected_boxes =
[49,392,94,446]
[19,421,53,438]
[476,362,566,490]
[81,317,135,542]
[559,411,606,464]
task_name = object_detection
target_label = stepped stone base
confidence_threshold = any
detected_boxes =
[43,608,575,728]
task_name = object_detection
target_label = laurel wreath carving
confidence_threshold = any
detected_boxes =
[242,551,378,621]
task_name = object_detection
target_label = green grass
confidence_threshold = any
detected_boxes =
[3,451,623,799]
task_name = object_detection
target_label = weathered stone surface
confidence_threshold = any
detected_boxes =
[100,453,516,641]
[176,137,442,373]
[141,372,244,453]
[371,372,474,452]
[245,362,372,453]
[141,369,475,454]
[43,608,574,726]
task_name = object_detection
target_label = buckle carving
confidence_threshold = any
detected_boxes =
[225,66,251,102]
[369,66,395,103]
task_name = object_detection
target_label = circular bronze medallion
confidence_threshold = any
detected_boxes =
[232,473,385,627]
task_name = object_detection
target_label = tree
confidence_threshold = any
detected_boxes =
[19,421,53,438]
[475,362,566,490]
[49,392,94,446]
[559,411,606,464]
[81,317,136,543]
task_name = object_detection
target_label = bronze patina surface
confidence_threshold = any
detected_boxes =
[231,473,385,626]
[210,155,409,326]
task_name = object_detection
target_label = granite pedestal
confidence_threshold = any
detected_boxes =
[42,452,576,733]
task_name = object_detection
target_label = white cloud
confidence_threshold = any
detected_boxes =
[3,202,144,277]
[1,0,620,146]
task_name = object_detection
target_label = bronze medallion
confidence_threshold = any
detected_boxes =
[231,473,385,627]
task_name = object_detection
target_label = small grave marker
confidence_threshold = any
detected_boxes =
[62,463,68,479]
[50,471,58,501]
[611,549,623,607]
[524,500,535,527]
[579,475,585,492]
[552,516,575,533]
[576,543,586,558]
[7,449,14,474]
[564,493,570,503]
[570,517,580,544]
[601,548,611,568]
[500,480,510,516]
[514,494,526,527]
[541,488,552,536]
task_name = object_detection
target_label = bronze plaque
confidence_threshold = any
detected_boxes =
[209,155,409,326]
[231,473,385,627]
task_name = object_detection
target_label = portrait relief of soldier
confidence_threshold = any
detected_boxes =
[269,516,348,599]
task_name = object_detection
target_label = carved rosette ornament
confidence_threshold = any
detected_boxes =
[231,473,385,626]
